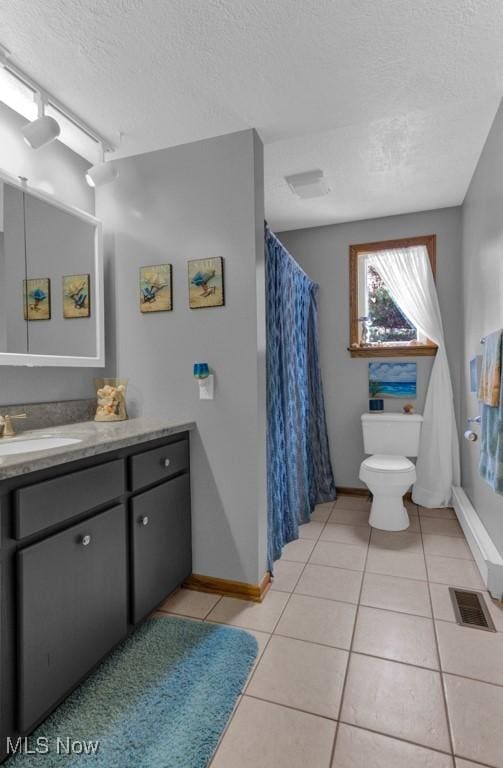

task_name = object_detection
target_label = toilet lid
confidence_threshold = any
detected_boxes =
[362,454,415,474]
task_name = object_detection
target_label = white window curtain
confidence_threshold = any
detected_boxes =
[367,245,460,507]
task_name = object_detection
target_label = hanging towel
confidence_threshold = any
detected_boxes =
[478,330,502,406]
[479,330,503,493]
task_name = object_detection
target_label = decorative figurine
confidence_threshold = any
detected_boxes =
[94,379,128,421]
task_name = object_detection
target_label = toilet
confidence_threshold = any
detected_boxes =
[359,412,423,531]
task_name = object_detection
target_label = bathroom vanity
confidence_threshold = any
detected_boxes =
[0,418,193,761]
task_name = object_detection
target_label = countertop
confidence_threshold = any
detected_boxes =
[0,417,195,480]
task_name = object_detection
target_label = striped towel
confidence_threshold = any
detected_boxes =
[478,330,502,406]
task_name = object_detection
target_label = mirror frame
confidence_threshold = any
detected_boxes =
[0,169,104,367]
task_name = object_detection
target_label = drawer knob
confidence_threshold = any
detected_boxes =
[163,458,171,468]
[81,534,91,547]
[140,515,149,526]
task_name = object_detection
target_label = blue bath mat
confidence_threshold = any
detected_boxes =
[9,616,258,768]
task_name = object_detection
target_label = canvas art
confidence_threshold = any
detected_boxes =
[63,274,90,318]
[188,257,224,309]
[369,361,417,399]
[140,264,172,312]
[23,278,51,321]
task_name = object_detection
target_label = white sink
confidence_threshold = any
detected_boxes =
[0,436,81,457]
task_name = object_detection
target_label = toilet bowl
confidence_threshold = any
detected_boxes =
[360,413,423,531]
[359,454,416,530]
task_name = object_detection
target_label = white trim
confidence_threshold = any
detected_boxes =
[0,170,105,368]
[451,485,503,599]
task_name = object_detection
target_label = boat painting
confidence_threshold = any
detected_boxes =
[369,362,417,399]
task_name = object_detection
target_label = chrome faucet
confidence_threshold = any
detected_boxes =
[0,414,27,438]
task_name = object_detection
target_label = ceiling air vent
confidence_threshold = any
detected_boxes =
[449,587,496,632]
[285,169,330,199]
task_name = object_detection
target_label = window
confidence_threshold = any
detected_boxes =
[349,234,437,357]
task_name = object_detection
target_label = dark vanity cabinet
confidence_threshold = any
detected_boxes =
[0,431,191,760]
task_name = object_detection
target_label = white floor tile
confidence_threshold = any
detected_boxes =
[310,540,367,571]
[295,564,363,604]
[321,523,370,547]
[282,538,316,563]
[211,696,336,768]
[436,619,503,685]
[426,555,484,589]
[247,634,348,719]
[444,673,503,767]
[333,724,453,768]
[353,606,439,668]
[206,591,289,633]
[271,559,305,593]
[275,593,356,649]
[360,572,431,617]
[340,654,450,751]
[159,588,221,619]
[298,520,325,540]
[366,548,427,581]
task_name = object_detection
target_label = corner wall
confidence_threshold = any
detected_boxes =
[96,129,267,585]
[461,101,503,556]
[279,207,463,489]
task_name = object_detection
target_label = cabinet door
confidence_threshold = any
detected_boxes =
[18,505,128,733]
[131,474,191,623]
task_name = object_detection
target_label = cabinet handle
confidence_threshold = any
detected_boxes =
[140,515,149,526]
[81,534,91,547]
[163,458,171,468]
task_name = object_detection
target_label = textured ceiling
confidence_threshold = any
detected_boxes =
[1,0,503,229]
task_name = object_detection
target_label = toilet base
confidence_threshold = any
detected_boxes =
[368,494,410,531]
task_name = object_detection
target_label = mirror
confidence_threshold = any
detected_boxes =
[0,173,104,366]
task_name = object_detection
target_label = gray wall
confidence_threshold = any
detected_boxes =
[461,101,503,555]
[96,130,267,585]
[0,101,108,406]
[280,207,463,489]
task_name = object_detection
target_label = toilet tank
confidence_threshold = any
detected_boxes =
[361,412,423,457]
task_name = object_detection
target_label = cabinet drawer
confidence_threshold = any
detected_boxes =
[131,474,191,622]
[18,504,128,733]
[129,437,189,491]
[14,459,125,539]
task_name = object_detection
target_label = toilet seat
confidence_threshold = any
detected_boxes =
[361,454,414,474]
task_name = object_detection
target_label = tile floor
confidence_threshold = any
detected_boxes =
[158,495,503,768]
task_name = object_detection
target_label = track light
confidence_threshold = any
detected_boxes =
[85,143,118,188]
[21,93,60,149]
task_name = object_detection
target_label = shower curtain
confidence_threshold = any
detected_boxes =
[265,226,336,568]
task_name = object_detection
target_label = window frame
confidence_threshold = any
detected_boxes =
[348,234,437,358]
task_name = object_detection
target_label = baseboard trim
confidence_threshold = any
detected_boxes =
[336,485,412,501]
[184,571,271,603]
[336,486,369,497]
[452,485,503,599]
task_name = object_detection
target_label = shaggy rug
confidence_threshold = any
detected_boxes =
[9,615,258,767]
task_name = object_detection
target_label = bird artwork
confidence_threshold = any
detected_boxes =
[190,268,217,298]
[24,278,51,320]
[188,258,224,309]
[63,275,90,318]
[139,265,172,312]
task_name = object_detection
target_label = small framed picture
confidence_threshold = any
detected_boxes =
[63,274,91,318]
[23,278,51,321]
[139,264,172,312]
[188,257,225,309]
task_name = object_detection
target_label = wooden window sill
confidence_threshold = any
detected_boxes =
[348,344,438,358]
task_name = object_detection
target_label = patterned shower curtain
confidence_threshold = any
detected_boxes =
[265,226,336,568]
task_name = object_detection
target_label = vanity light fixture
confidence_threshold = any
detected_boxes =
[85,142,118,188]
[21,93,60,149]
[0,41,115,162]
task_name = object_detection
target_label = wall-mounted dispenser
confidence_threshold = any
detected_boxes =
[193,363,214,400]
